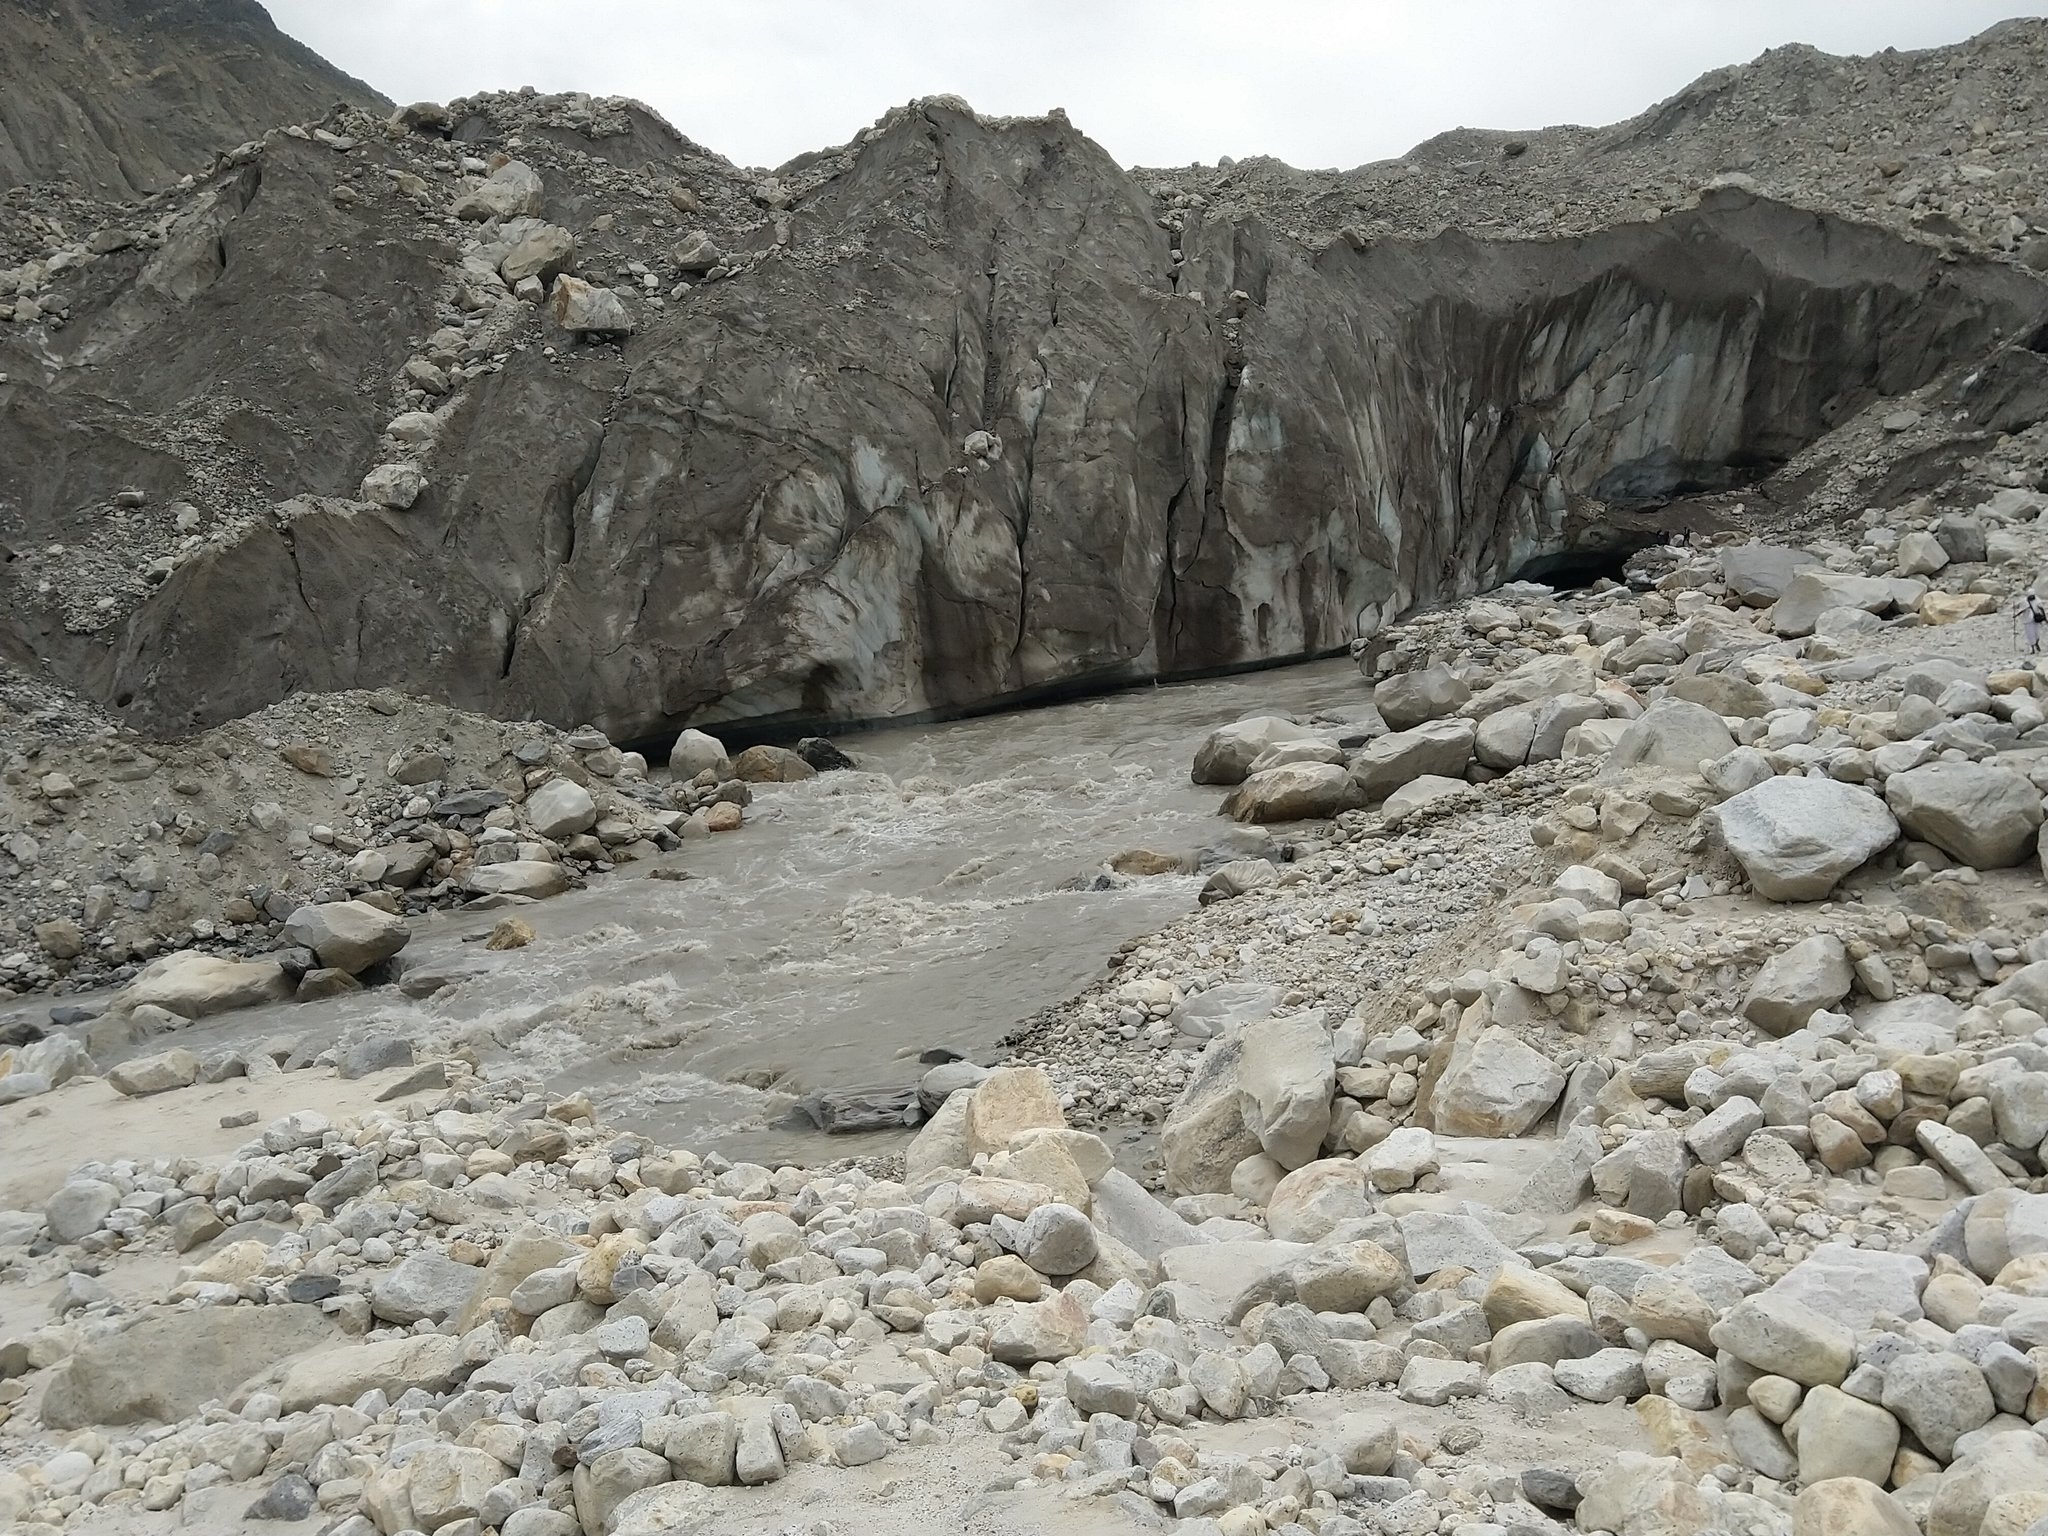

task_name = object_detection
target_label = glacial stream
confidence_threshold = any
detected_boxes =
[30,658,1368,1167]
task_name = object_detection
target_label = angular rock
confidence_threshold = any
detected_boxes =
[1708,1293,1854,1386]
[523,778,599,838]
[453,159,544,220]
[371,1252,482,1325]
[1606,698,1737,775]
[1222,761,1363,823]
[1885,761,2044,868]
[465,859,570,898]
[1742,934,1851,1035]
[106,1047,200,1097]
[1374,665,1471,729]
[1236,1011,1335,1167]
[41,1305,333,1428]
[1772,569,1895,636]
[119,951,290,1019]
[550,274,634,335]
[1351,718,1475,802]
[1712,776,1899,900]
[1430,1026,1564,1136]
[1162,1032,1263,1195]
[282,899,410,973]
[277,1333,466,1413]
[1720,543,1818,606]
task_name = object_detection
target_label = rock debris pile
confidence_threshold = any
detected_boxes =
[0,696,780,1010]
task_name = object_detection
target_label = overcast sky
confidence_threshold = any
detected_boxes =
[264,2,2042,171]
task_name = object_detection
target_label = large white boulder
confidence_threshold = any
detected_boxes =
[1431,1026,1564,1136]
[1886,761,2043,868]
[1236,1012,1336,1168]
[1712,776,1898,900]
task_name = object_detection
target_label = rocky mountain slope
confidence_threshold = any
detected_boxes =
[0,0,384,198]
[0,19,2045,752]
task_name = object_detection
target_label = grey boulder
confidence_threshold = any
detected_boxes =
[282,899,410,974]
[1712,776,1898,900]
[1885,761,2043,868]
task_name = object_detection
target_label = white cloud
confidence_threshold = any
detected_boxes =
[264,0,2040,170]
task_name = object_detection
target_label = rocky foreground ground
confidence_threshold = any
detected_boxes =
[9,429,2048,1536]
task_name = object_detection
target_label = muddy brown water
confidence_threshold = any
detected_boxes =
[9,659,1369,1166]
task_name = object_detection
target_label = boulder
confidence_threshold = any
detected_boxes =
[1242,740,1347,776]
[1708,1293,1853,1386]
[1474,704,1538,769]
[1399,1210,1522,1279]
[1265,1158,1371,1242]
[1090,1169,1204,1259]
[1771,570,1895,636]
[987,1290,1089,1364]
[1793,1384,1899,1486]
[1221,762,1362,823]
[1720,543,1819,606]
[731,745,818,783]
[1885,761,2044,868]
[1291,1241,1406,1312]
[1236,1012,1336,1167]
[523,779,599,838]
[1381,773,1473,818]
[1605,699,1737,775]
[408,1445,504,1529]
[549,274,634,335]
[282,899,410,973]
[1792,1480,1917,1536]
[1880,1350,1992,1460]
[668,728,730,778]
[277,1334,467,1413]
[499,223,576,284]
[1461,655,1597,719]
[1159,1239,1312,1319]
[1162,1032,1264,1195]
[1067,1358,1139,1418]
[1670,672,1772,718]
[666,1412,739,1485]
[465,860,570,898]
[608,1484,720,1536]
[1191,717,1320,785]
[1742,934,1851,1035]
[1927,1431,2048,1536]
[1431,1026,1565,1136]
[1373,665,1471,729]
[452,159,545,220]
[119,951,290,1019]
[361,462,423,509]
[1351,718,1476,802]
[1007,1203,1098,1276]
[371,1252,483,1325]
[1712,776,1899,900]
[106,1047,200,1097]
[41,1306,334,1428]
[965,1066,1065,1156]
[44,1179,119,1243]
